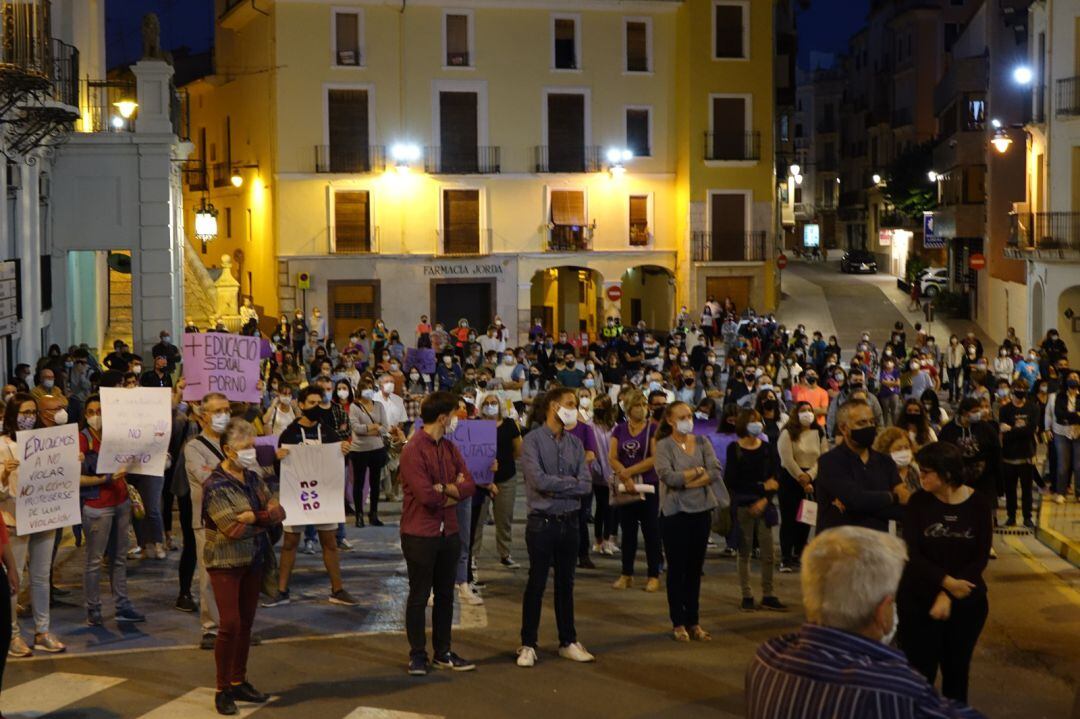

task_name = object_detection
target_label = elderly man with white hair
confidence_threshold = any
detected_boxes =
[745,527,985,719]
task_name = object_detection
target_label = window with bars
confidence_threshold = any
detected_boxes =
[333,190,371,253]
[550,189,587,250]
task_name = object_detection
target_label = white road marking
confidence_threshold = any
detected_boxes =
[344,709,443,719]
[2,672,126,718]
[135,688,273,719]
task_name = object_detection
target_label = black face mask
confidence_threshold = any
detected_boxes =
[684,378,695,387]
[806,376,818,385]
[905,412,922,421]
[849,425,877,449]
[302,407,323,421]
[763,399,778,411]
[652,406,666,421]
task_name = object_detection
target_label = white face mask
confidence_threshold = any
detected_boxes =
[675,418,694,435]
[53,409,69,425]
[382,382,395,395]
[747,421,764,436]
[694,411,709,421]
[578,396,592,409]
[131,365,142,375]
[798,411,815,427]
[446,415,459,434]
[337,388,350,400]
[360,389,375,400]
[890,449,913,468]
[235,448,258,469]
[87,415,102,431]
[482,404,499,417]
[211,413,230,433]
[556,406,578,428]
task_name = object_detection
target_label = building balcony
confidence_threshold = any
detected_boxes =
[183,161,207,192]
[546,225,593,252]
[332,226,381,255]
[423,146,501,174]
[315,145,386,174]
[1031,84,1047,125]
[533,146,602,173]
[1008,212,1080,259]
[211,162,231,188]
[1055,77,1080,117]
[437,228,493,256]
[704,131,761,162]
[691,231,767,263]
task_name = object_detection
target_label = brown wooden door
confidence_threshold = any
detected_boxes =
[328,89,369,171]
[329,281,379,347]
[548,93,585,171]
[440,91,478,173]
[705,276,751,314]
[709,193,746,261]
[443,190,480,254]
[711,97,745,160]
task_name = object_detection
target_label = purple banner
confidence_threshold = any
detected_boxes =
[449,419,498,485]
[182,333,262,403]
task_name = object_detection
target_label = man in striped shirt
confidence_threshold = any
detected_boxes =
[746,527,985,719]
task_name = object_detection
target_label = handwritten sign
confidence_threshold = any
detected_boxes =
[279,443,345,526]
[449,419,497,485]
[182,333,261,402]
[97,387,173,476]
[15,424,81,535]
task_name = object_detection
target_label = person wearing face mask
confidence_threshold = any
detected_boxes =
[349,380,389,529]
[516,388,594,668]
[790,370,829,427]
[78,395,145,629]
[877,358,901,426]
[871,428,920,499]
[897,398,937,450]
[1039,328,1068,368]
[398,391,478,675]
[375,373,410,502]
[997,380,1039,527]
[495,351,526,404]
[1049,370,1080,503]
[29,369,61,401]
[262,386,298,437]
[653,402,726,642]
[290,310,308,357]
[151,330,181,374]
[266,387,357,609]
[825,370,883,440]
[944,335,965,404]
[938,398,1002,527]
[747,527,985,719]
[816,400,910,533]
[201,418,284,715]
[896,442,992,705]
[991,346,1014,383]
[140,352,173,388]
[436,352,463,391]
[776,402,829,572]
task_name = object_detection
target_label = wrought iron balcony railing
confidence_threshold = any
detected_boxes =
[424,146,501,174]
[691,231,767,262]
[315,145,386,174]
[704,131,761,161]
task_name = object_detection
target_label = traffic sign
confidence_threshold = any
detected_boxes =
[969,253,986,271]
[776,254,788,270]
[606,285,623,302]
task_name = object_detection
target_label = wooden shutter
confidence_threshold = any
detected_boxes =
[709,193,746,261]
[440,92,478,173]
[551,190,586,227]
[711,96,745,160]
[328,90,369,172]
[334,191,370,253]
[446,14,469,66]
[626,21,648,71]
[335,13,360,65]
[547,93,585,171]
[714,4,744,58]
[443,190,480,254]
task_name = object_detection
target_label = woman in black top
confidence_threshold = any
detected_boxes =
[897,441,992,704]
[938,397,1001,513]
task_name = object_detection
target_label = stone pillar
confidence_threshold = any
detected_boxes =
[17,160,40,365]
[132,59,175,135]
[517,281,532,346]
[214,255,242,331]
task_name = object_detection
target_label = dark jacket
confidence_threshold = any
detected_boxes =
[815,443,902,532]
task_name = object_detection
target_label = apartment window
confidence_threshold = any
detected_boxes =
[713,2,746,59]
[333,10,362,66]
[779,115,789,143]
[443,190,480,254]
[550,189,587,251]
[966,98,985,130]
[709,96,749,160]
[333,190,371,253]
[626,108,651,157]
[625,19,650,73]
[439,91,479,173]
[327,88,370,172]
[629,195,649,246]
[445,12,472,67]
[547,92,586,171]
[553,16,579,70]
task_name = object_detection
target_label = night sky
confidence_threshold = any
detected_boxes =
[797,0,871,68]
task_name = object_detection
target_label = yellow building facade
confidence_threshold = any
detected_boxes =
[184,0,776,345]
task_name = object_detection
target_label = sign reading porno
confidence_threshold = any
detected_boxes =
[182,332,262,402]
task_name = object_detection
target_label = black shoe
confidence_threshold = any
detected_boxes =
[250,634,262,646]
[214,689,237,715]
[200,632,217,650]
[231,681,268,703]
[433,651,476,672]
[368,515,384,527]
[354,516,364,528]
[408,655,429,676]
[50,586,71,597]
[740,597,756,612]
[761,596,789,612]
[578,556,596,569]
[1023,518,1036,529]
[174,594,197,613]
[1004,518,1017,527]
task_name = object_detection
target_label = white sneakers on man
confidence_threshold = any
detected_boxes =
[456,582,484,606]
[558,642,595,662]
[516,646,537,667]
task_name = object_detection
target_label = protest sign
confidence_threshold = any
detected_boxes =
[181,332,261,403]
[279,443,346,526]
[14,424,81,535]
[96,387,173,476]
[449,419,497,485]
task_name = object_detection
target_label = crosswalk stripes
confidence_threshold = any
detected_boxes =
[134,688,273,719]
[2,671,126,718]
[343,709,443,719]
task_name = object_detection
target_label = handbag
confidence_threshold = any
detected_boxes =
[127,483,146,520]
[797,497,818,526]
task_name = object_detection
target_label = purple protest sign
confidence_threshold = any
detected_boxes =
[182,333,262,403]
[260,339,273,360]
[449,419,498,485]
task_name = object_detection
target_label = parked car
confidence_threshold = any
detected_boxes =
[840,249,878,274]
[918,267,948,297]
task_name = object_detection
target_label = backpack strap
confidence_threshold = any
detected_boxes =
[196,435,225,462]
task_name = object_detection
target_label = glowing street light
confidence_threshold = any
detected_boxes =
[113,99,138,119]
[1013,66,1033,86]
[390,143,421,173]
[789,164,801,176]
[991,129,1014,154]
[872,173,882,185]
[928,170,938,182]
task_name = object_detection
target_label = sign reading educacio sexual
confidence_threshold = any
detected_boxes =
[182,332,261,403]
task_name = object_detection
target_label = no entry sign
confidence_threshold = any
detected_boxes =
[606,285,623,302]
[776,254,789,270]
[969,253,986,271]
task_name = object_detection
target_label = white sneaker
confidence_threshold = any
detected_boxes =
[604,539,620,555]
[558,642,595,663]
[592,542,605,555]
[456,583,484,606]
[516,646,537,667]
[154,543,167,560]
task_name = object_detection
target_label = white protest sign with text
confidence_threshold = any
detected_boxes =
[279,442,346,527]
[15,424,81,535]
[96,387,173,476]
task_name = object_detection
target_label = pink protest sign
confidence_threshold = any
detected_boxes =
[182,333,262,402]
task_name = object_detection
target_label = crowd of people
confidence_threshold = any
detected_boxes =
[0,296,1075,717]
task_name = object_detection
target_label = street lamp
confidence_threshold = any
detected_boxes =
[872,173,882,185]
[789,164,801,176]
[194,197,218,253]
[230,171,244,188]
[1013,66,1033,86]
[113,99,138,119]
[390,143,421,173]
[110,116,124,130]
[928,170,938,182]
[606,147,633,175]
[991,129,1013,154]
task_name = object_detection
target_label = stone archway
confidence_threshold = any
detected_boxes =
[529,266,604,338]
[618,265,675,331]
[1056,284,1080,361]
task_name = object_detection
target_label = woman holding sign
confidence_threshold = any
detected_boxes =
[202,418,284,715]
[0,394,65,656]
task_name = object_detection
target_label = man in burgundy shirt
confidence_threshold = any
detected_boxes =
[399,391,477,676]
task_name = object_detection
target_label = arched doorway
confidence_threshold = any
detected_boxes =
[1056,284,1080,360]
[1032,279,1044,344]
[529,266,603,338]
[618,265,675,331]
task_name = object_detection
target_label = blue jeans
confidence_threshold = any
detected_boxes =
[82,501,134,613]
[455,500,472,584]
[1053,433,1080,496]
[129,474,164,546]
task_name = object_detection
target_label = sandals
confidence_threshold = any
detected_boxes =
[672,627,690,642]
[690,626,712,642]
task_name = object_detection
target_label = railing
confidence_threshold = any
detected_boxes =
[437,228,493,256]
[533,145,602,173]
[79,79,136,132]
[183,161,208,192]
[0,0,51,78]
[333,226,380,255]
[704,131,761,161]
[424,146,501,174]
[547,225,592,252]
[49,38,77,107]
[1009,212,1080,251]
[1055,77,1080,117]
[629,225,651,246]
[691,231,767,262]
[315,145,386,173]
